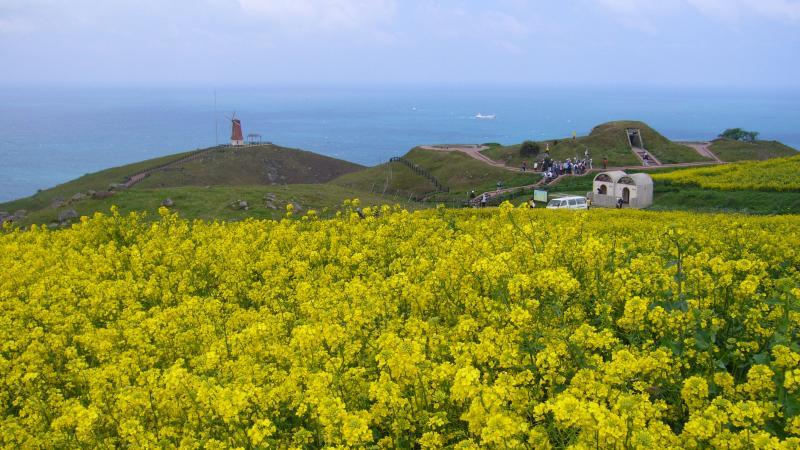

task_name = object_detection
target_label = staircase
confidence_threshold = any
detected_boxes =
[631,146,661,167]
[389,157,449,193]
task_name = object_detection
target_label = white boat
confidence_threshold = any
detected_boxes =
[475,113,496,120]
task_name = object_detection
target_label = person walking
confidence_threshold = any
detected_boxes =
[603,157,608,169]
[481,193,488,208]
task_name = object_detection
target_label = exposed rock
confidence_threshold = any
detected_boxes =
[13,210,27,219]
[0,212,11,225]
[238,200,249,211]
[92,191,115,200]
[109,183,127,190]
[70,193,88,203]
[51,199,67,208]
[87,190,97,197]
[265,192,277,201]
[161,198,175,207]
[58,209,79,223]
[290,202,304,212]
[264,201,277,210]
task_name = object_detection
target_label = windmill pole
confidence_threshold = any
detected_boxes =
[214,90,218,146]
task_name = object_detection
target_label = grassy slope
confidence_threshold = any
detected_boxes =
[136,145,363,189]
[709,139,798,162]
[481,121,711,167]
[2,145,367,225]
[15,184,422,227]
[0,151,197,214]
[331,148,541,200]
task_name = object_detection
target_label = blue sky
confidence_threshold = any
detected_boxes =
[1,0,799,87]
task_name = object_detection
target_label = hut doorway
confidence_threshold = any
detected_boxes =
[622,187,630,203]
[598,185,607,195]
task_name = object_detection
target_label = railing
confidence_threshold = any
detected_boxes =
[389,157,450,193]
[465,185,543,207]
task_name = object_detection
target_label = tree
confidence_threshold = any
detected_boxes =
[720,128,759,142]
[520,140,541,157]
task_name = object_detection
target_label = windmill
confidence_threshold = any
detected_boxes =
[227,112,244,146]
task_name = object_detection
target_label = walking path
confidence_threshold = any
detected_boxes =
[122,146,223,188]
[420,145,518,170]
[679,141,723,163]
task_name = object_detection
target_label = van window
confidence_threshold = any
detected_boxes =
[548,200,561,207]
[568,199,577,206]
[577,198,586,205]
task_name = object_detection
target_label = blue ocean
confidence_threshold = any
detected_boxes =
[1,85,799,203]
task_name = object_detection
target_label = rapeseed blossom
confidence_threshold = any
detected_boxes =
[0,204,798,448]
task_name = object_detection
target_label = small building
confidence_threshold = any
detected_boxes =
[590,171,653,209]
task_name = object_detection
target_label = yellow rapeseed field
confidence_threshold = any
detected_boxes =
[652,154,800,191]
[1,203,799,448]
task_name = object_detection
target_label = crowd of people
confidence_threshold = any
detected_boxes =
[524,148,595,183]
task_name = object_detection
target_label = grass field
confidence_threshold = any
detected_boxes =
[709,138,798,161]
[11,184,422,227]
[480,121,711,167]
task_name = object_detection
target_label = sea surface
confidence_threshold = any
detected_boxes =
[1,85,799,203]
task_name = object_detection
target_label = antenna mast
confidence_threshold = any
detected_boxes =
[214,90,218,146]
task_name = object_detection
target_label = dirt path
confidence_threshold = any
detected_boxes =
[122,146,223,188]
[679,141,722,163]
[420,145,525,171]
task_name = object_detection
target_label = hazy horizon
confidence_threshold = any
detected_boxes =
[2,0,799,88]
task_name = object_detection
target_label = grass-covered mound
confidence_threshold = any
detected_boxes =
[710,139,797,162]
[2,206,799,448]
[135,144,363,189]
[653,154,800,191]
[331,147,540,200]
[481,121,711,167]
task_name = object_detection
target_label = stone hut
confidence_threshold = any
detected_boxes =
[590,171,653,209]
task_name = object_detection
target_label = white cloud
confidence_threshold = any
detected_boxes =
[595,0,800,23]
[237,0,396,30]
[745,0,800,21]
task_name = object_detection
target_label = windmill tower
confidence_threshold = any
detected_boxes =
[228,112,244,146]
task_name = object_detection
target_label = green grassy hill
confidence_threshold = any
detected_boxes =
[1,144,366,227]
[331,147,541,200]
[0,150,199,215]
[709,138,797,161]
[136,144,363,188]
[481,121,711,167]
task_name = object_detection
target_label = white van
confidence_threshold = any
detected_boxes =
[546,196,588,210]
